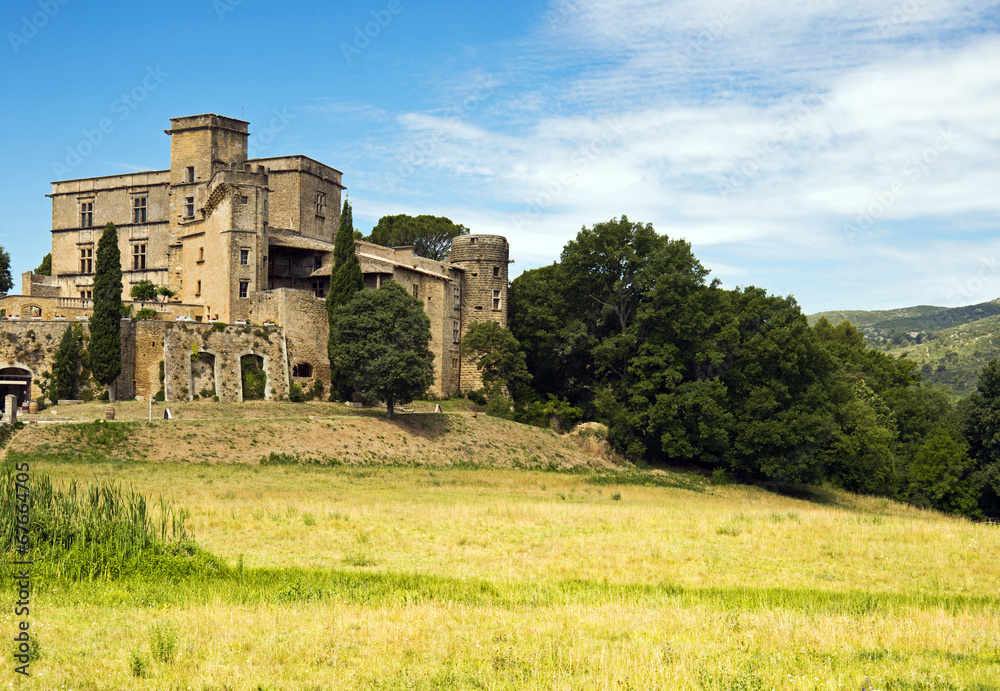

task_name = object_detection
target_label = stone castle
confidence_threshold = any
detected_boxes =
[0,114,509,406]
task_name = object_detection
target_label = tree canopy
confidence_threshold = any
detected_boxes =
[507,215,996,519]
[328,280,434,419]
[90,222,123,402]
[35,252,52,276]
[460,321,531,396]
[367,215,469,261]
[0,246,12,293]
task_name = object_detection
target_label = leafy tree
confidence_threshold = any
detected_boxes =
[90,223,123,402]
[960,358,1000,517]
[130,279,158,303]
[51,325,83,401]
[0,246,12,293]
[325,198,364,400]
[329,281,434,420]
[459,321,531,397]
[367,215,469,260]
[156,286,177,302]
[905,428,978,516]
[35,252,52,276]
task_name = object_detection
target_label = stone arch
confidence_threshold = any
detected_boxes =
[19,304,41,318]
[236,350,270,402]
[292,362,313,378]
[0,364,34,409]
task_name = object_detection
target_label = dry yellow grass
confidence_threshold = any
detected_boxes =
[3,415,999,689]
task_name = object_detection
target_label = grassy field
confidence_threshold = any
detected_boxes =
[2,405,999,690]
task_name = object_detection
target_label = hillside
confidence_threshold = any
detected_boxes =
[12,399,618,470]
[809,298,1000,395]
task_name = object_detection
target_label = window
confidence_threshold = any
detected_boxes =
[80,202,93,227]
[79,246,93,274]
[453,286,461,310]
[492,290,502,311]
[412,284,419,299]
[79,290,92,300]
[453,320,460,344]
[452,358,459,371]
[133,197,147,223]
[314,191,326,217]
[195,280,201,296]
[184,197,194,219]
[312,281,325,298]
[314,256,322,271]
[240,196,248,205]
[240,249,249,265]
[198,247,204,262]
[284,257,291,274]
[132,243,146,271]
[239,280,249,298]
[186,166,195,183]
[493,266,500,278]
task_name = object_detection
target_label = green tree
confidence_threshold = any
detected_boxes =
[35,252,52,276]
[329,281,434,420]
[905,428,978,516]
[960,358,1000,517]
[129,279,158,303]
[325,198,365,400]
[459,321,531,397]
[367,215,469,260]
[90,222,123,402]
[156,286,177,302]
[0,246,12,293]
[51,324,83,401]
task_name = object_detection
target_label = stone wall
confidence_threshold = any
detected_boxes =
[250,288,327,390]
[162,322,287,403]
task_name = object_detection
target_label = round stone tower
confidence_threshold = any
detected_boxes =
[449,234,510,391]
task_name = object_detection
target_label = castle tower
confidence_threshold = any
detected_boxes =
[449,234,510,391]
[165,115,251,296]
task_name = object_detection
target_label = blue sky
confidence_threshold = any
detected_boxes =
[2,0,999,314]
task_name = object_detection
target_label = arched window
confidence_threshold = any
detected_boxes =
[295,363,313,377]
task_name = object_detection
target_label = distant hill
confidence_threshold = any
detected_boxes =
[808,299,1000,396]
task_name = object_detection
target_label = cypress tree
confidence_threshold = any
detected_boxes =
[90,222,123,402]
[51,324,81,401]
[325,198,364,400]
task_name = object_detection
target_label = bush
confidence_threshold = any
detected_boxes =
[134,308,160,321]
[466,389,487,406]
[128,650,148,678]
[289,383,306,403]
[148,623,178,664]
[311,379,324,400]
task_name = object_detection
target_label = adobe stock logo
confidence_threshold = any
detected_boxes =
[7,0,71,54]
[340,0,404,66]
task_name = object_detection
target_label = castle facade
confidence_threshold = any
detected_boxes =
[0,114,509,405]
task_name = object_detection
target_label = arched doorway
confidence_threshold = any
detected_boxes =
[0,367,32,410]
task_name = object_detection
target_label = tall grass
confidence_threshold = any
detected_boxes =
[0,466,223,581]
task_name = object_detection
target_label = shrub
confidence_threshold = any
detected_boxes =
[466,389,487,406]
[148,623,178,664]
[289,383,306,403]
[134,308,160,321]
[311,379,324,400]
[128,649,148,677]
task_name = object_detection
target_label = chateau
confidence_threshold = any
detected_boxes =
[0,114,509,405]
